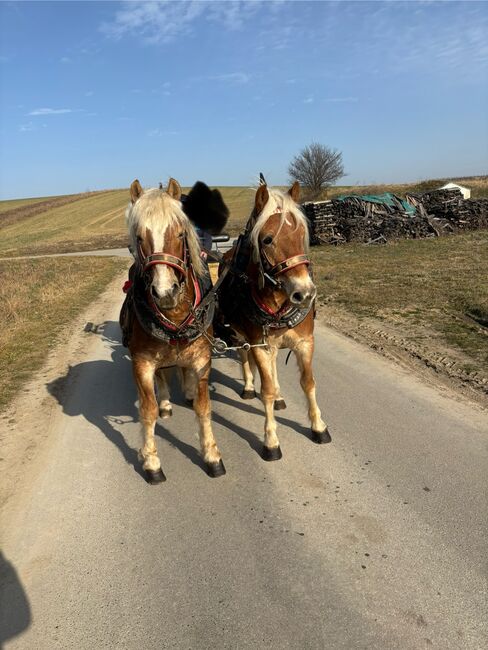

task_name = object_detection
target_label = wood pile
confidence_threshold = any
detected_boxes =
[303,189,488,245]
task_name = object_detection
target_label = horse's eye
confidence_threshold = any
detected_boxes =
[177,232,184,239]
[262,235,273,246]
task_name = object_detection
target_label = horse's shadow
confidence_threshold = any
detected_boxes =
[209,366,312,445]
[47,321,312,479]
[47,321,207,478]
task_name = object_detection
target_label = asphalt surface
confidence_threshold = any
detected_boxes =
[1,307,487,649]
[0,240,235,262]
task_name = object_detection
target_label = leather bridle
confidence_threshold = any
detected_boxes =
[257,212,310,287]
[137,237,188,280]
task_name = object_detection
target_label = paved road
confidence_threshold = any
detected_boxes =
[0,240,236,262]
[1,305,487,648]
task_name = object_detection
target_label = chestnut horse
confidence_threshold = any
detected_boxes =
[121,178,225,483]
[217,181,331,460]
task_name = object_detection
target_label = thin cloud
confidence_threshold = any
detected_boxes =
[60,56,71,64]
[323,97,359,103]
[85,90,94,97]
[208,72,251,85]
[147,128,179,137]
[28,108,75,116]
[19,122,36,132]
[101,1,264,44]
[303,96,314,104]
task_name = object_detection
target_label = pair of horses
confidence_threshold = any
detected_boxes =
[121,177,330,484]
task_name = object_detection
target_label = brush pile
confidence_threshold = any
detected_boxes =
[303,188,488,245]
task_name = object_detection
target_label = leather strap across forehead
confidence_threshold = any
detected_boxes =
[142,253,188,276]
[137,240,188,277]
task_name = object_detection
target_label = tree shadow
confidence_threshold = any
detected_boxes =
[0,551,31,648]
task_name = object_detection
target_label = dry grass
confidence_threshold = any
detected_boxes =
[0,196,56,214]
[312,230,488,381]
[0,256,127,412]
[0,186,255,256]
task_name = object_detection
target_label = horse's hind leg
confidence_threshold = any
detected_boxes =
[239,349,256,399]
[134,357,166,484]
[180,367,198,405]
[193,360,226,478]
[294,340,331,444]
[252,347,282,461]
[270,347,286,411]
[155,367,173,418]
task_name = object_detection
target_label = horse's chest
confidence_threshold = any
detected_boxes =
[270,330,299,350]
[153,339,209,369]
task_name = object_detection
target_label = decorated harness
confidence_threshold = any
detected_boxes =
[220,217,313,332]
[121,235,214,346]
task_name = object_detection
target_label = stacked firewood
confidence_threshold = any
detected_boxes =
[408,189,488,233]
[303,189,488,245]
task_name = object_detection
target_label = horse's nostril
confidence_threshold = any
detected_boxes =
[151,286,160,299]
[172,282,179,293]
[292,291,303,303]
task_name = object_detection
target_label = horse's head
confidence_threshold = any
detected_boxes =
[250,181,315,309]
[126,178,204,310]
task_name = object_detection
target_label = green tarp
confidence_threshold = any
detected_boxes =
[337,192,416,216]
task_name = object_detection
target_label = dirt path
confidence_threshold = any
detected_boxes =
[1,275,487,649]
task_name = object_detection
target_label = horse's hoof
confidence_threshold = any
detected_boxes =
[312,427,332,444]
[159,407,172,419]
[145,468,166,484]
[274,399,287,411]
[241,389,256,400]
[185,398,194,407]
[206,459,226,478]
[262,445,282,461]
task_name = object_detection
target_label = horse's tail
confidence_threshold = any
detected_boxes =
[182,181,229,235]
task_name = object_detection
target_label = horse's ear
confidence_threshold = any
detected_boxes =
[288,181,300,203]
[130,179,143,204]
[166,177,182,201]
[255,184,269,214]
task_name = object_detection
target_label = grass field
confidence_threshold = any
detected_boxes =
[312,230,488,390]
[1,176,486,257]
[0,186,255,256]
[0,257,127,412]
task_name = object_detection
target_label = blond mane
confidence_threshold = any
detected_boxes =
[249,188,309,260]
[126,188,204,277]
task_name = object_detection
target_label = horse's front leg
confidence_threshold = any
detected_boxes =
[294,340,331,444]
[192,358,226,478]
[133,357,166,484]
[252,346,282,461]
[155,367,173,418]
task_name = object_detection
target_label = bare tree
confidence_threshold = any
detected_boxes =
[288,143,344,198]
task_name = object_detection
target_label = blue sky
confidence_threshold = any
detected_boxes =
[0,0,487,199]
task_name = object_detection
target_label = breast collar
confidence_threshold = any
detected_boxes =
[133,237,214,344]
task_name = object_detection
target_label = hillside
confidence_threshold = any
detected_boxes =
[0,176,486,257]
